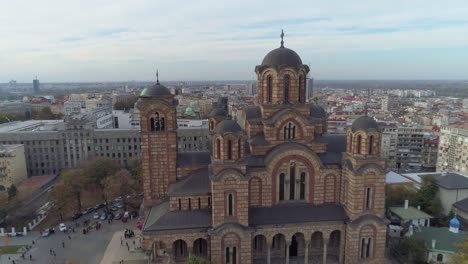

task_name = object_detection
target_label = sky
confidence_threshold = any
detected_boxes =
[1,0,468,82]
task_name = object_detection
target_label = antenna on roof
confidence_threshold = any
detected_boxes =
[280,29,284,48]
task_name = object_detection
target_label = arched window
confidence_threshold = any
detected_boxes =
[365,187,372,209]
[348,134,353,153]
[237,138,241,159]
[361,238,366,259]
[188,198,191,210]
[150,117,155,131]
[227,140,232,160]
[209,120,214,130]
[267,76,273,103]
[300,172,306,200]
[284,122,296,140]
[361,237,372,259]
[225,247,230,264]
[198,197,201,209]
[208,196,211,208]
[437,254,443,261]
[368,135,374,155]
[227,193,234,216]
[232,247,237,264]
[216,138,221,159]
[279,173,285,201]
[298,76,303,102]
[178,199,181,210]
[289,165,296,200]
[151,112,165,131]
[366,238,372,258]
[284,75,290,103]
[356,135,362,154]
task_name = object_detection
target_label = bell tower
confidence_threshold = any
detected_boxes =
[137,72,178,206]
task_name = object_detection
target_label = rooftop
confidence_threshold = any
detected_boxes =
[389,206,432,220]
[402,171,468,189]
[413,227,465,253]
[453,197,468,213]
[0,120,63,133]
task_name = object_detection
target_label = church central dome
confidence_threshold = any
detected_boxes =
[261,30,303,67]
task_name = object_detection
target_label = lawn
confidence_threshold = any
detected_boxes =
[0,245,25,255]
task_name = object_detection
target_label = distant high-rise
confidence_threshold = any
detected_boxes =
[33,77,40,94]
[306,77,314,101]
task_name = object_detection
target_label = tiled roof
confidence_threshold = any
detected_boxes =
[248,133,269,145]
[249,203,347,225]
[453,197,468,213]
[177,152,211,167]
[168,168,210,195]
[433,173,468,189]
[143,202,212,232]
[244,106,262,121]
[413,227,465,253]
[389,206,432,220]
[314,134,347,153]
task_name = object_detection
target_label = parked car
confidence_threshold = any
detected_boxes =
[100,213,107,220]
[93,212,100,219]
[107,212,114,219]
[110,206,118,211]
[116,203,123,209]
[122,212,129,222]
[136,217,144,230]
[59,223,67,232]
[41,229,52,237]
[71,212,83,220]
[114,212,122,220]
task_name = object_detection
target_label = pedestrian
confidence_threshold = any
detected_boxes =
[53,251,56,257]
[62,241,65,248]
[68,235,71,240]
[133,240,135,246]
[127,245,129,251]
[32,240,35,245]
[29,255,32,261]
[126,241,129,247]
[12,259,15,264]
[121,240,123,246]
[50,248,52,255]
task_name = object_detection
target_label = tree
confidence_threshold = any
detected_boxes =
[127,158,143,194]
[451,238,468,264]
[7,184,17,202]
[49,180,73,221]
[82,157,120,204]
[103,169,135,210]
[61,169,86,211]
[386,184,418,208]
[417,175,442,215]
[393,237,426,264]
[188,256,212,264]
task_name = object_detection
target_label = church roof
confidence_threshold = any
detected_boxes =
[208,107,227,117]
[261,47,303,67]
[413,227,465,253]
[140,83,172,97]
[310,104,327,118]
[212,119,242,134]
[177,152,211,167]
[168,168,210,195]
[453,197,468,213]
[351,116,380,132]
[244,106,262,121]
[249,203,347,226]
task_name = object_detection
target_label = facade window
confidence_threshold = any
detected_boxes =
[237,138,241,159]
[208,196,212,208]
[361,238,372,259]
[298,76,303,102]
[232,247,237,264]
[279,173,285,201]
[283,122,296,140]
[150,112,165,131]
[284,75,290,103]
[365,187,372,209]
[300,172,306,200]
[366,238,372,258]
[357,135,362,154]
[289,165,296,200]
[216,139,221,159]
[368,135,374,155]
[267,76,273,103]
[188,198,191,210]
[198,197,201,209]
[437,254,443,262]
[178,199,181,210]
[227,140,232,160]
[225,247,230,264]
[227,193,234,216]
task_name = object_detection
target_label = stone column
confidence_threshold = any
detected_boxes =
[267,242,271,264]
[188,247,193,257]
[304,241,310,264]
[323,240,328,264]
[286,241,290,264]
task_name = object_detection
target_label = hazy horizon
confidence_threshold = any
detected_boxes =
[2,0,468,82]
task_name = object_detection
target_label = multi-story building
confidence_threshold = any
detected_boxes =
[64,100,85,115]
[138,36,387,264]
[437,126,468,173]
[381,95,398,114]
[396,125,424,172]
[0,101,32,116]
[33,77,40,94]
[379,122,398,169]
[422,137,438,172]
[0,144,27,192]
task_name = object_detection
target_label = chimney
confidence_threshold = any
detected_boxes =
[417,205,421,210]
[404,200,409,209]
[432,239,436,249]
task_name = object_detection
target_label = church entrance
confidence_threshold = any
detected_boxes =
[289,235,298,257]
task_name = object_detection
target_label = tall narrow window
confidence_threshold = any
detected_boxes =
[198,197,201,209]
[357,135,362,154]
[279,173,285,201]
[284,75,290,103]
[267,76,273,103]
[283,126,287,139]
[300,172,306,200]
[366,238,372,258]
[188,198,192,210]
[365,187,372,209]
[368,136,374,155]
[237,138,241,159]
[150,117,155,131]
[361,238,366,259]
[284,122,296,140]
[208,196,211,208]
[298,76,303,102]
[216,138,221,159]
[178,199,181,210]
[232,247,237,264]
[225,247,230,264]
[228,194,233,216]
[227,140,232,160]
[289,165,296,200]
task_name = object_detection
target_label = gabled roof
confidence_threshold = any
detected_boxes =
[314,134,347,153]
[168,168,210,195]
[244,106,262,121]
[389,206,432,220]
[177,152,211,167]
[249,203,347,225]
[433,173,468,189]
[453,197,468,213]
[413,227,465,253]
[248,133,269,145]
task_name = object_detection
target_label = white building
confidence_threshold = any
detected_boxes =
[437,125,468,173]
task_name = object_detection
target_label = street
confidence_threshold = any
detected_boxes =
[1,208,141,264]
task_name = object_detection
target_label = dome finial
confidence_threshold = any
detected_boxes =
[156,69,160,85]
[280,29,284,48]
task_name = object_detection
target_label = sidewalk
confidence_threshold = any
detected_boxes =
[100,230,148,264]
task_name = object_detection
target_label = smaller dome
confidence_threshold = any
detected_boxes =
[310,104,327,118]
[351,116,379,132]
[213,119,242,134]
[208,107,227,117]
[140,83,172,97]
[450,216,460,228]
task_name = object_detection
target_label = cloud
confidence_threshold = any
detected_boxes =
[1,0,468,81]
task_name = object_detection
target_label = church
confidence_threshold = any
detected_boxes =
[137,32,387,264]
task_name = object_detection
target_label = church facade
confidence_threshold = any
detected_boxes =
[137,35,387,264]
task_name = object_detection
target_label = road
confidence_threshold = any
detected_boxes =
[1,208,140,264]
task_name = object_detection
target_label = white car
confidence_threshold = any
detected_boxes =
[93,212,100,219]
[59,223,67,232]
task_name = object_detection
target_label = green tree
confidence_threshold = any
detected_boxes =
[61,169,86,211]
[417,175,442,215]
[82,157,120,205]
[103,169,135,210]
[7,184,17,202]
[188,256,212,264]
[451,238,468,264]
[386,185,418,208]
[35,107,56,119]
[49,180,73,221]
[393,237,426,264]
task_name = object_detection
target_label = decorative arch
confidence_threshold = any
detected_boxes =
[359,224,377,260]
[193,238,208,257]
[173,239,188,260]
[211,168,246,182]
[276,117,305,141]
[249,177,262,207]
[221,232,241,264]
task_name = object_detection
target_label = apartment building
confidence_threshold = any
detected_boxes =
[437,126,468,174]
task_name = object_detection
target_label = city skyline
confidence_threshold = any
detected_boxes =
[2,0,468,82]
